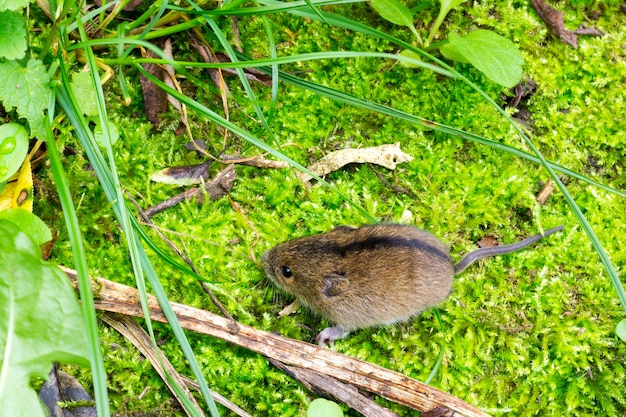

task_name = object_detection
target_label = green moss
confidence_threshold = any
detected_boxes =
[35,0,626,415]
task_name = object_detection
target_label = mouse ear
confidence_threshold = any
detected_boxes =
[322,274,349,297]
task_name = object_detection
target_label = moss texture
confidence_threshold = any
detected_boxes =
[39,0,626,415]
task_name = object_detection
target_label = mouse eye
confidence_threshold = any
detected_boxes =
[279,266,293,278]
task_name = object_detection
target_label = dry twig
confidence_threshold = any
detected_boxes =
[62,267,490,417]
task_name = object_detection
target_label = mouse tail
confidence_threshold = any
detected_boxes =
[453,225,564,275]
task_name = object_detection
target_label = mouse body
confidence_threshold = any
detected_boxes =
[261,224,563,347]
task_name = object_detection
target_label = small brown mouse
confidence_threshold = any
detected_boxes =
[261,224,563,347]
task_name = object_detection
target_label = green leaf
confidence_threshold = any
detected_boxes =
[93,121,120,147]
[307,398,343,417]
[0,11,26,59]
[399,49,423,68]
[0,209,52,245]
[0,0,29,12]
[442,30,524,88]
[0,122,28,182]
[70,71,98,117]
[0,220,90,417]
[370,0,414,28]
[439,0,465,17]
[0,59,52,139]
[427,0,465,45]
[439,36,470,63]
[616,319,626,342]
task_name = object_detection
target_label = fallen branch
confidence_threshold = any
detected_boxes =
[61,266,490,417]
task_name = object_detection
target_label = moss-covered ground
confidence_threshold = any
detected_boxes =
[36,0,626,415]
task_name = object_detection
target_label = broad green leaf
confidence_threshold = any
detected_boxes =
[0,11,26,59]
[0,0,28,12]
[0,59,52,139]
[307,398,343,417]
[0,123,28,182]
[617,319,626,342]
[442,30,524,88]
[70,71,98,117]
[0,209,51,245]
[0,220,89,417]
[370,0,414,28]
[439,34,470,63]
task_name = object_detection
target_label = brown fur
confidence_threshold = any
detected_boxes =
[261,224,455,332]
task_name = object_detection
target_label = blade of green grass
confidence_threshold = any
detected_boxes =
[73,38,457,78]
[55,80,218,417]
[58,20,222,416]
[236,57,625,199]
[167,0,365,16]
[270,3,626,312]
[44,97,111,417]
[259,9,280,125]
[192,9,279,145]
[134,62,378,223]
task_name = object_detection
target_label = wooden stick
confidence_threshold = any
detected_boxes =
[61,266,490,417]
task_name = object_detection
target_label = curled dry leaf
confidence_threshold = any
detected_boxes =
[150,161,212,186]
[278,299,301,318]
[297,143,413,184]
[144,165,236,217]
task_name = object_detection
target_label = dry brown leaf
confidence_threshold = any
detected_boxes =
[140,39,168,125]
[477,235,499,248]
[278,299,301,318]
[297,143,413,184]
[144,165,236,217]
[531,0,602,48]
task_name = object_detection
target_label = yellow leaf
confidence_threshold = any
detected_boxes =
[0,159,33,211]
[14,158,33,211]
[0,182,16,210]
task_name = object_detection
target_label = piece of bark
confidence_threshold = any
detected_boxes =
[297,143,413,184]
[269,359,400,417]
[531,0,602,48]
[61,267,491,417]
[144,165,235,217]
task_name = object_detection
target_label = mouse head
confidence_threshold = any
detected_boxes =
[260,227,354,304]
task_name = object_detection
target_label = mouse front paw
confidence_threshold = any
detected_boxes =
[315,326,349,347]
